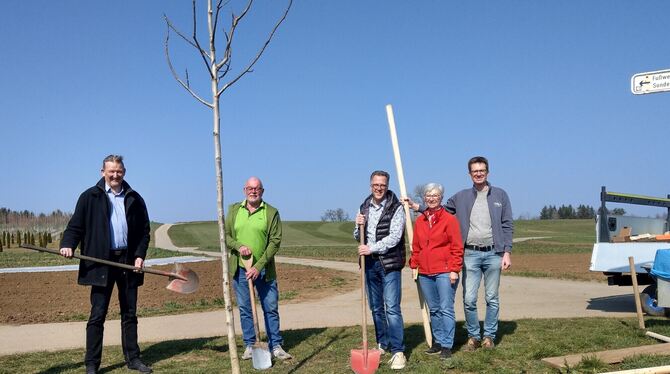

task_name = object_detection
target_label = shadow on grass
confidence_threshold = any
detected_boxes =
[37,360,130,374]
[282,327,347,373]
[383,320,518,358]
[36,363,81,374]
[640,318,670,329]
[404,320,519,354]
[143,336,226,360]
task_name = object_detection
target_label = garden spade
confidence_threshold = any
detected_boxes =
[20,244,199,294]
[350,224,381,374]
[241,256,273,370]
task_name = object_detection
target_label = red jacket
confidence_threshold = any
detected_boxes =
[410,207,464,275]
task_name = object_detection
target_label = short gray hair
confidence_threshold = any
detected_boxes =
[102,154,125,171]
[423,182,444,197]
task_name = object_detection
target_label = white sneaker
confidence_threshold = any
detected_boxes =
[242,346,253,360]
[388,352,406,370]
[272,346,293,360]
[377,344,386,355]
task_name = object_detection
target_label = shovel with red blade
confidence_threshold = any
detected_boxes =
[350,224,381,374]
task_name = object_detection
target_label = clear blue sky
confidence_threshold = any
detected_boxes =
[2,1,669,223]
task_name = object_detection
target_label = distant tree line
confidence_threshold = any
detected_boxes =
[321,208,350,222]
[539,205,626,220]
[0,230,53,251]
[0,207,71,232]
[540,204,596,219]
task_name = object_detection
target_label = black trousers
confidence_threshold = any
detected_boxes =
[84,254,140,367]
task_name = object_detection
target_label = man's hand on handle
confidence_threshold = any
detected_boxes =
[59,247,73,258]
[246,267,260,281]
[358,244,371,256]
[134,257,144,272]
[239,245,252,257]
[355,213,366,226]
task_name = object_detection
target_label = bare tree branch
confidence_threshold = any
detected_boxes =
[164,25,213,108]
[164,14,200,52]
[213,0,252,72]
[191,0,215,79]
[212,0,229,44]
[218,0,292,95]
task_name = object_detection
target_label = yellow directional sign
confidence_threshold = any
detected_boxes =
[631,69,670,95]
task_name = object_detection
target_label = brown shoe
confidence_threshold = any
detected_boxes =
[482,336,495,349]
[463,337,480,352]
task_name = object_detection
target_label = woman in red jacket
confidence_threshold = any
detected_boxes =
[410,182,464,359]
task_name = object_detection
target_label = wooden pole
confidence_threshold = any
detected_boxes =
[645,331,670,343]
[601,365,670,374]
[629,256,646,330]
[385,104,433,347]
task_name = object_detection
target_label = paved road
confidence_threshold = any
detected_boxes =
[0,224,635,356]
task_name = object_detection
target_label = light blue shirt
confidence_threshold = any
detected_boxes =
[106,184,128,250]
[353,198,406,255]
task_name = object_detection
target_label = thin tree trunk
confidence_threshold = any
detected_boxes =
[208,1,239,372]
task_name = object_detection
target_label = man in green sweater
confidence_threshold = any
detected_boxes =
[225,176,292,361]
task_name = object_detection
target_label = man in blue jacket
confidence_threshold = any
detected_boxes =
[408,156,513,351]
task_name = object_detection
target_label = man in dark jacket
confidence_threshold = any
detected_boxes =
[60,155,152,374]
[354,170,407,370]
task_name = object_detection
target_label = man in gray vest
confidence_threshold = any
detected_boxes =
[354,170,407,370]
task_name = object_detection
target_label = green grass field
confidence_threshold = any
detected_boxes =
[168,218,597,260]
[2,318,670,373]
[513,218,595,254]
[169,220,356,248]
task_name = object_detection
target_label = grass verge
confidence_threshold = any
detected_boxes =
[2,318,670,373]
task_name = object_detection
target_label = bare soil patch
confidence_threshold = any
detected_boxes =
[0,261,357,325]
[511,252,606,282]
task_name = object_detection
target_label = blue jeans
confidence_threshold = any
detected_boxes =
[418,273,458,349]
[233,267,283,350]
[462,249,502,340]
[365,257,405,353]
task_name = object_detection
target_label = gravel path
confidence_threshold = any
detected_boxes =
[0,225,634,355]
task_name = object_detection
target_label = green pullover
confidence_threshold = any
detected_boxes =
[225,201,281,281]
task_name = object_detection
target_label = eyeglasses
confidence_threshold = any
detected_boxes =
[371,184,388,190]
[245,187,263,192]
[470,169,488,175]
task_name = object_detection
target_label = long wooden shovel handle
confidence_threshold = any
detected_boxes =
[359,224,369,364]
[241,257,262,343]
[247,277,262,343]
[386,104,434,347]
[20,244,187,281]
